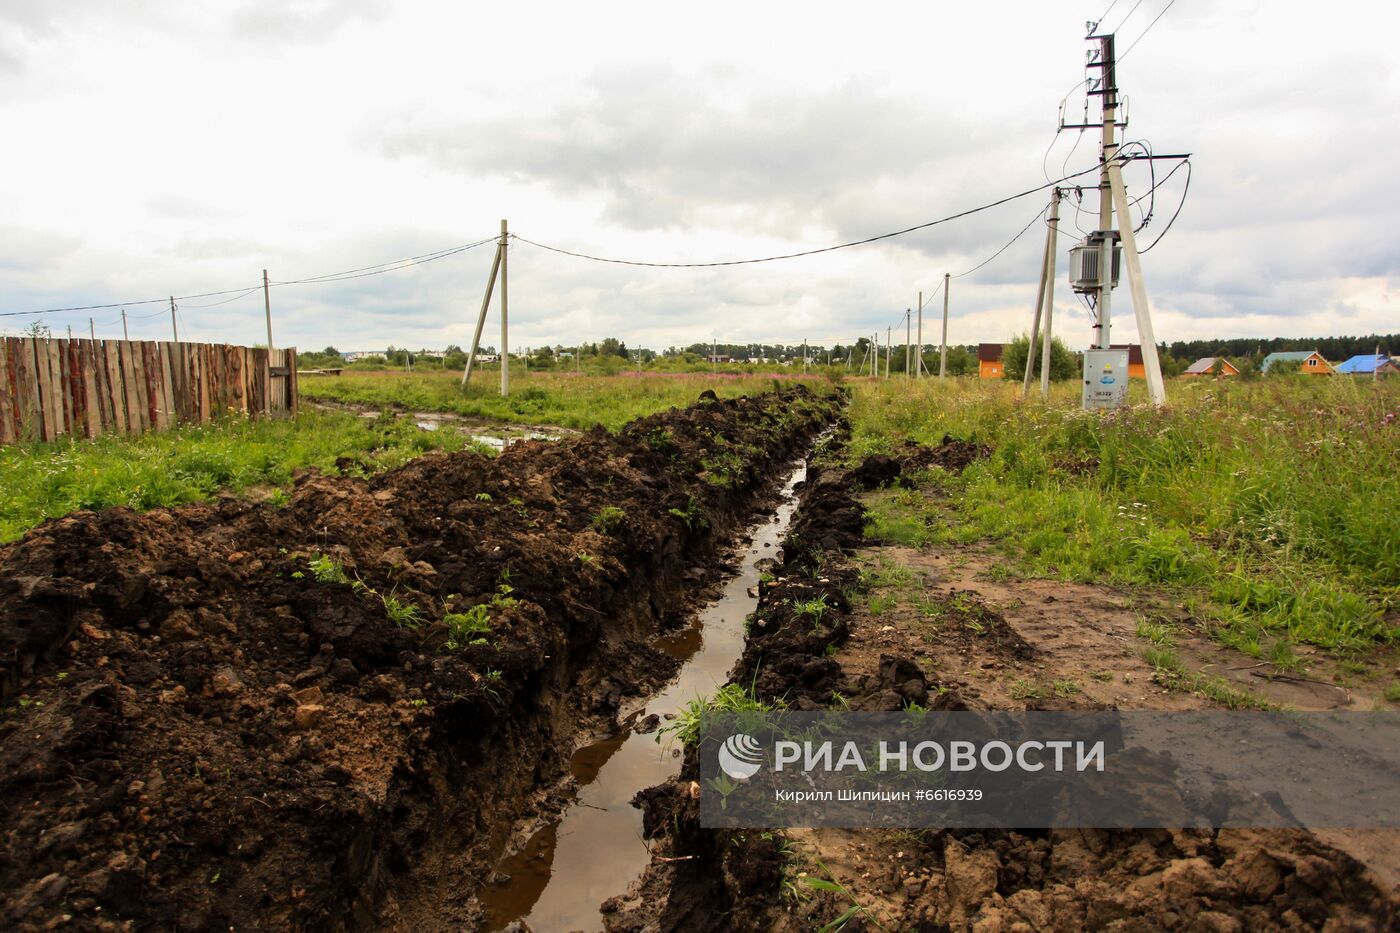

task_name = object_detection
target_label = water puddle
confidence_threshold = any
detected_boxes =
[478,459,809,931]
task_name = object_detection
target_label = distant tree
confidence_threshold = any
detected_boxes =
[1001,335,1078,382]
[21,320,52,339]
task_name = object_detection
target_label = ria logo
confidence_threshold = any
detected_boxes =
[718,733,764,779]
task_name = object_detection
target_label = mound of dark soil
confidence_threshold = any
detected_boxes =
[0,387,839,932]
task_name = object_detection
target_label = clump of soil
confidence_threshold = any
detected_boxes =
[0,387,839,931]
[851,435,989,490]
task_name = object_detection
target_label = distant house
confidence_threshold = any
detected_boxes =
[1335,354,1399,377]
[978,343,1005,378]
[1260,350,1332,375]
[1108,344,1147,379]
[1182,357,1241,378]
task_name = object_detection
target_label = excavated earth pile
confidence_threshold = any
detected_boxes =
[614,435,1398,933]
[0,386,839,932]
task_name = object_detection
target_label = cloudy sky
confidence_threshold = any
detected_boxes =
[1,0,1396,353]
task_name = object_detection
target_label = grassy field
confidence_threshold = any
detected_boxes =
[299,370,818,430]
[0,372,831,543]
[845,376,1400,657]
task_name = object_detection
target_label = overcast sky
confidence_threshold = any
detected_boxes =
[1,1,1396,353]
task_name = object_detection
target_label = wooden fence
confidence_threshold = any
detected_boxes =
[0,338,298,445]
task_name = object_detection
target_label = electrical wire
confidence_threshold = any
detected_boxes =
[953,204,1050,279]
[1110,0,1147,35]
[510,164,1102,270]
[1091,0,1121,32]
[1120,0,1179,61]
[5,236,498,318]
[273,236,499,286]
[178,287,263,309]
[1137,160,1190,252]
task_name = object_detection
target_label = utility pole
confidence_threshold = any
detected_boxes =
[170,297,179,344]
[1093,33,1116,352]
[500,219,509,396]
[1040,189,1062,397]
[939,273,950,377]
[462,225,505,386]
[917,291,924,376]
[89,318,95,341]
[67,325,73,340]
[263,270,273,350]
[885,327,891,378]
[803,338,808,373]
[121,309,129,341]
[1023,188,1061,396]
[905,309,912,378]
[872,333,878,378]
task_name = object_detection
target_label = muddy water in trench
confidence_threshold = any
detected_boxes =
[479,460,809,932]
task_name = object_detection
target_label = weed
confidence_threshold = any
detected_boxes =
[1009,679,1043,701]
[1385,681,1400,703]
[661,682,778,749]
[474,492,493,502]
[668,495,709,531]
[591,505,626,534]
[308,552,349,585]
[382,593,422,630]
[1135,619,1177,647]
[792,594,831,628]
[443,605,492,650]
[1052,679,1081,698]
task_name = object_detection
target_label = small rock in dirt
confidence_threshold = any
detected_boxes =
[634,714,661,734]
[292,686,324,706]
[698,389,718,401]
[209,667,244,696]
[329,658,361,685]
[159,609,199,642]
[294,704,326,730]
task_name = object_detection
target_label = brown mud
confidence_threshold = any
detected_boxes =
[613,435,1400,932]
[0,386,839,931]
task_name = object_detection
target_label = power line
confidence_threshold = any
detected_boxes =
[1138,160,1191,252]
[4,236,498,318]
[510,164,1103,269]
[1109,0,1147,34]
[1120,0,1179,60]
[953,204,1050,279]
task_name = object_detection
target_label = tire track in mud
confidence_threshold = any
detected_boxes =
[0,386,840,931]
[612,433,1398,932]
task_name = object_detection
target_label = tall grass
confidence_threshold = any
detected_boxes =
[302,370,830,430]
[0,411,482,543]
[846,376,1400,653]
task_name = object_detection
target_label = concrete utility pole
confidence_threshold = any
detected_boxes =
[170,297,179,344]
[905,310,912,378]
[89,318,95,341]
[1094,34,1116,352]
[1023,188,1061,396]
[1040,188,1062,398]
[885,327,891,378]
[121,309,129,341]
[462,227,504,386]
[500,219,509,396]
[1091,30,1165,404]
[872,333,878,377]
[263,270,273,350]
[939,273,950,377]
[917,291,924,376]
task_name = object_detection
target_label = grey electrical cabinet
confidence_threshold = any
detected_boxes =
[1082,348,1130,410]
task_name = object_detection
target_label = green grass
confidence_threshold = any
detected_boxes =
[846,377,1400,654]
[302,370,831,431]
[0,410,486,543]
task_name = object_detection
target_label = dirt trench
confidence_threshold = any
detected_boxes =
[611,433,1399,932]
[0,386,840,931]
